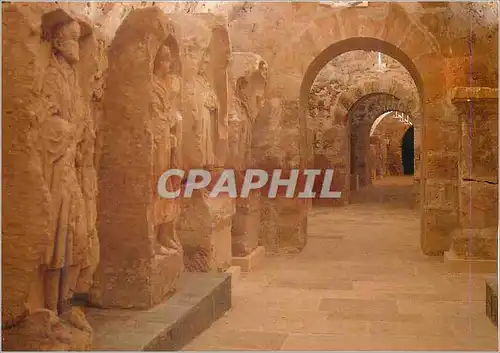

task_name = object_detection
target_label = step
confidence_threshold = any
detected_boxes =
[85,272,231,351]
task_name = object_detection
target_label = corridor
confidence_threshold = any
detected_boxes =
[184,176,498,351]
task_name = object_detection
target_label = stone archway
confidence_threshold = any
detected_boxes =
[311,80,419,205]
[290,4,451,255]
[369,111,414,181]
[348,93,413,191]
[228,2,456,255]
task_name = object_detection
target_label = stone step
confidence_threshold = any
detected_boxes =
[85,272,231,351]
[486,277,498,327]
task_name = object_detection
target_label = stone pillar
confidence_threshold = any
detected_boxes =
[227,53,268,259]
[232,191,261,256]
[259,197,310,254]
[445,87,498,270]
[315,124,350,206]
[89,8,184,309]
[170,14,236,273]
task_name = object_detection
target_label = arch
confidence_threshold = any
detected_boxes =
[294,3,444,171]
[298,35,429,168]
[370,111,412,136]
[246,2,450,255]
[348,92,412,126]
[330,78,420,126]
[348,93,415,187]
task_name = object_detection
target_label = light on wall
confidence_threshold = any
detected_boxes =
[376,52,387,72]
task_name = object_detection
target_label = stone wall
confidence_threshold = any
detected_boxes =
[2,2,498,350]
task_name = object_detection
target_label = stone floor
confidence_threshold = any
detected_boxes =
[183,176,499,351]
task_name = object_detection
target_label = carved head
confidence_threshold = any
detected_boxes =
[52,21,81,64]
[235,77,250,104]
[154,45,173,77]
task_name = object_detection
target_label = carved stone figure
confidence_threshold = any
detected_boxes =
[195,49,220,167]
[227,78,251,169]
[89,8,184,309]
[36,19,98,316]
[3,6,99,350]
[228,53,269,257]
[172,15,235,272]
[151,43,184,258]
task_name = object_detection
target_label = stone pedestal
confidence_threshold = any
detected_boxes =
[259,197,310,254]
[232,191,260,257]
[445,87,498,268]
[178,191,236,272]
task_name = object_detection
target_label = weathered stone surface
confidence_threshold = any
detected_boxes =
[227,52,267,257]
[3,3,99,350]
[178,191,236,272]
[450,227,497,260]
[89,8,184,309]
[448,87,498,262]
[260,198,310,254]
[232,192,261,257]
[169,13,231,169]
[87,272,231,351]
[2,2,499,350]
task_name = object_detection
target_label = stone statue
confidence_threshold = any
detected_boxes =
[89,8,184,309]
[174,16,235,273]
[37,18,98,325]
[228,77,251,169]
[228,55,268,170]
[2,8,100,350]
[228,53,269,257]
[151,42,184,258]
[195,49,219,167]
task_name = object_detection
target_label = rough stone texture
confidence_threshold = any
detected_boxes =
[227,52,268,257]
[178,191,236,272]
[87,272,231,351]
[89,8,184,309]
[308,51,419,205]
[168,14,236,273]
[371,113,413,178]
[232,191,261,257]
[168,13,231,169]
[448,87,498,261]
[184,177,498,351]
[259,197,310,254]
[3,3,99,350]
[2,2,499,351]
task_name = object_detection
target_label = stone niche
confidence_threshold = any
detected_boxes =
[227,52,268,257]
[89,7,184,309]
[170,14,235,272]
[447,87,498,264]
[3,4,100,350]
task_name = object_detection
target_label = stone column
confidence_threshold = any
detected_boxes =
[169,14,236,273]
[89,8,184,309]
[445,87,498,271]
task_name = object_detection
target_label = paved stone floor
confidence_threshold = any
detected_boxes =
[184,176,499,351]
